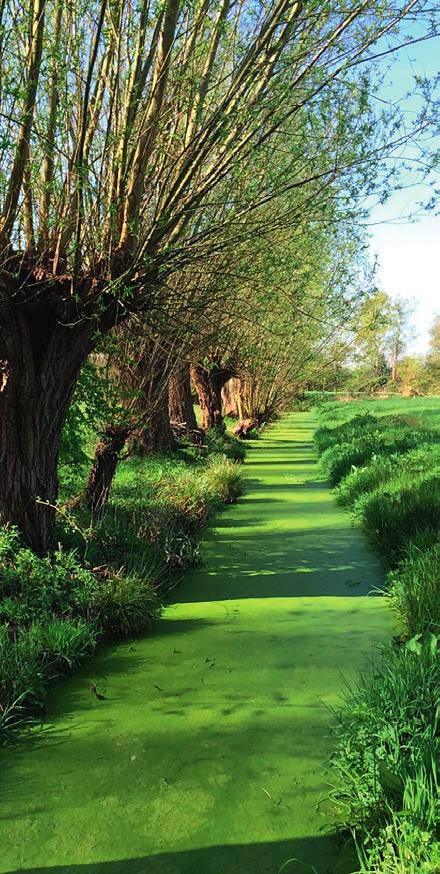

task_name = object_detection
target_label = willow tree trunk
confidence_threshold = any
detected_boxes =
[168,363,198,434]
[134,397,174,454]
[85,426,129,518]
[190,363,234,431]
[132,349,175,454]
[0,302,93,552]
[222,377,243,419]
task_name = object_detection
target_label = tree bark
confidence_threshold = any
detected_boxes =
[222,378,238,418]
[0,299,93,552]
[133,396,175,454]
[190,362,235,431]
[85,426,129,518]
[131,349,175,454]
[168,363,198,435]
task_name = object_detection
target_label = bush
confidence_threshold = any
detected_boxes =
[0,618,97,726]
[201,455,244,504]
[154,471,211,532]
[320,424,434,486]
[316,405,440,873]
[388,544,440,637]
[336,455,399,507]
[140,456,243,567]
[315,414,379,454]
[331,641,439,871]
[336,442,440,508]
[90,571,160,639]
[0,537,97,627]
[36,618,97,674]
[357,474,440,565]
[0,624,46,714]
[204,429,246,462]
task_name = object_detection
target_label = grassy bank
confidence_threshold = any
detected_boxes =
[0,434,245,743]
[315,398,440,873]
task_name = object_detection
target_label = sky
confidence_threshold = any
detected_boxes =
[366,23,440,355]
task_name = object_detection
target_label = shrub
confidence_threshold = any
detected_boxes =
[331,641,439,870]
[140,456,243,567]
[357,474,440,565]
[315,414,379,454]
[320,425,435,486]
[388,544,440,636]
[154,471,211,532]
[37,619,97,674]
[204,429,246,462]
[356,811,440,873]
[0,624,46,714]
[0,535,97,626]
[202,455,244,504]
[336,442,440,509]
[336,455,399,507]
[90,571,160,639]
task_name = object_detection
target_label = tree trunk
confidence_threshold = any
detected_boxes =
[131,349,175,454]
[134,396,175,454]
[222,377,241,418]
[168,363,198,435]
[190,362,234,431]
[85,426,129,518]
[0,302,93,552]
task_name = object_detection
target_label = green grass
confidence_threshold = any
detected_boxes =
[315,396,440,873]
[387,544,440,637]
[319,395,440,430]
[1,446,244,743]
[331,642,439,874]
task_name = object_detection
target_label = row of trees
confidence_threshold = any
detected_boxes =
[0,0,436,551]
[310,290,440,396]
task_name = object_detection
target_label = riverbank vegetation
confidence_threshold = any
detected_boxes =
[0,0,439,870]
[315,399,440,873]
[0,437,244,740]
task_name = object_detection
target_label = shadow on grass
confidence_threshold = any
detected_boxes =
[2,835,357,874]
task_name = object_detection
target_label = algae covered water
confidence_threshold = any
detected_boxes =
[0,414,392,874]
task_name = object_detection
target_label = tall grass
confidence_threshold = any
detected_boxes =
[1,445,244,742]
[331,642,439,874]
[315,400,440,872]
[387,544,440,637]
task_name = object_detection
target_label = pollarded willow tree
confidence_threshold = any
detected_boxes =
[0,0,430,549]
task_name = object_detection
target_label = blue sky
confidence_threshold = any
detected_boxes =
[366,24,440,354]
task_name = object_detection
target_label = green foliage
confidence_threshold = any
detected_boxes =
[316,398,440,873]
[314,414,380,454]
[139,455,244,568]
[318,396,440,431]
[201,456,244,505]
[337,443,440,508]
[336,455,399,507]
[320,422,432,486]
[0,624,46,715]
[90,572,160,640]
[35,619,98,674]
[331,643,439,872]
[0,530,97,625]
[0,526,160,736]
[59,361,114,496]
[357,474,440,565]
[204,429,246,462]
[0,618,97,718]
[291,390,337,411]
[387,544,440,637]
